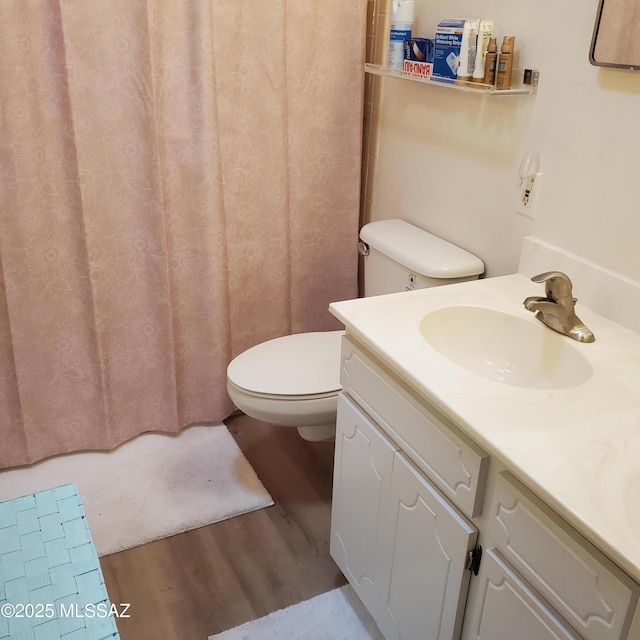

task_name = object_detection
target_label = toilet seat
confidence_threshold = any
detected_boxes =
[227,330,344,400]
[227,380,339,402]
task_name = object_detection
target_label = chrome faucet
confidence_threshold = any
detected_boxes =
[523,271,595,343]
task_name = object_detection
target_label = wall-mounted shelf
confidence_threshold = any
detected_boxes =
[365,63,538,96]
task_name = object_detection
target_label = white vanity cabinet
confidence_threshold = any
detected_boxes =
[330,395,397,624]
[331,336,489,640]
[331,394,478,640]
[463,472,639,640]
[331,335,640,640]
[467,548,582,640]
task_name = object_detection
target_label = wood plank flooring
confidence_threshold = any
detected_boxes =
[100,414,346,640]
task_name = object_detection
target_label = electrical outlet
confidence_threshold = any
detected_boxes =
[516,172,542,219]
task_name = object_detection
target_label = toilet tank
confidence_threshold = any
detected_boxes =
[359,219,485,297]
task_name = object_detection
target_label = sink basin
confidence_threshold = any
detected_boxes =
[419,306,593,389]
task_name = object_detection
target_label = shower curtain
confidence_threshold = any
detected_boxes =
[0,1,365,468]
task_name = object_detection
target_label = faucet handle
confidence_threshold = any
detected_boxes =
[531,271,574,303]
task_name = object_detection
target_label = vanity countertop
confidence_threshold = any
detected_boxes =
[329,273,640,583]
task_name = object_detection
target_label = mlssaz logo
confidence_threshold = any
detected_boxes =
[59,603,131,618]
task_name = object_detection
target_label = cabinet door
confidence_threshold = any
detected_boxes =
[466,549,581,640]
[489,472,638,640]
[377,452,478,640]
[331,394,399,618]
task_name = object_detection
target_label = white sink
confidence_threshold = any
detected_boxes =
[419,306,593,389]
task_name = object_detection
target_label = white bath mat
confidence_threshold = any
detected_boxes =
[208,585,385,640]
[0,424,273,556]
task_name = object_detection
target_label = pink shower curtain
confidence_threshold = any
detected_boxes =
[0,1,365,468]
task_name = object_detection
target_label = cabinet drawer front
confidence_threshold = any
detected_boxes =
[472,548,582,640]
[341,336,488,518]
[490,472,639,640]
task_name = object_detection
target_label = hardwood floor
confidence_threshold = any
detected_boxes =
[100,414,346,640]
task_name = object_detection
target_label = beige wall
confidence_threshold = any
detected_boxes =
[364,0,640,280]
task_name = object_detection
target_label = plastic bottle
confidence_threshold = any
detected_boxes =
[456,19,479,83]
[388,0,415,72]
[496,35,515,90]
[477,36,498,85]
[471,20,494,83]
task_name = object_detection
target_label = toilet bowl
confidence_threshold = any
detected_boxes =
[227,330,344,441]
[226,219,485,441]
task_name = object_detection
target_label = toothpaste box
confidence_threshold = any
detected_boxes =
[402,38,434,80]
[433,19,466,81]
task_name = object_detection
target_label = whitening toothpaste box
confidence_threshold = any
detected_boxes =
[433,19,466,81]
[402,38,434,80]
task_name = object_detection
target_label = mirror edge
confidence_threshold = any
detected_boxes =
[589,0,640,70]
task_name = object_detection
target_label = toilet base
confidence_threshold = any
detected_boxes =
[296,423,336,442]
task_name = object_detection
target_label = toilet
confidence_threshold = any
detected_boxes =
[226,219,484,441]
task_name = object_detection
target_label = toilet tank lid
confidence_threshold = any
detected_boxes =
[360,219,485,279]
